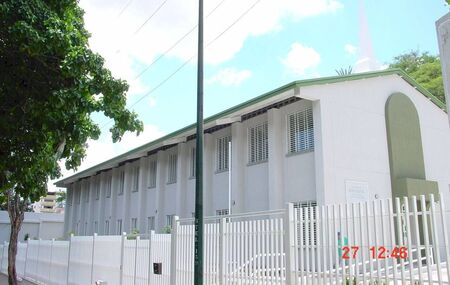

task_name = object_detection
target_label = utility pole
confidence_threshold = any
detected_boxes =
[194,0,204,284]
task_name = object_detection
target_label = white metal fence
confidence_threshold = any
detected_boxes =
[0,194,449,284]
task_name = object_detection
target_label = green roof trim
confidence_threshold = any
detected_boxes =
[55,68,446,186]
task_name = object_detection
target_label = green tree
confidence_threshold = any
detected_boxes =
[56,190,66,207]
[335,66,353,76]
[389,50,446,104]
[0,1,143,284]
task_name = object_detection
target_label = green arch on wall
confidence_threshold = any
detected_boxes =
[385,92,438,199]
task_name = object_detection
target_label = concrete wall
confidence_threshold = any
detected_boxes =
[301,74,450,207]
[0,211,64,243]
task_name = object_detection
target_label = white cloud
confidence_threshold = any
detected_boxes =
[281,43,321,75]
[344,44,357,55]
[207,68,252,86]
[78,0,343,92]
[353,57,385,73]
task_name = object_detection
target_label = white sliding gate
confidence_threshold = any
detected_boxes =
[0,194,449,284]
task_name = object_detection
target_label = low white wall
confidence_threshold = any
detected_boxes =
[0,211,64,243]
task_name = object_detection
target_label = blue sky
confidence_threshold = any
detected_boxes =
[52,0,449,187]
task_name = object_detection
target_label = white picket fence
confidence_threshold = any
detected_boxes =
[1,194,449,284]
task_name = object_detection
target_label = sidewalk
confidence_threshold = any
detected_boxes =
[0,274,35,285]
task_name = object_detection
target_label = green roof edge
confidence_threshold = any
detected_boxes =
[55,68,446,186]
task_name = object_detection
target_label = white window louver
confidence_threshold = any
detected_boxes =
[131,218,137,231]
[147,216,155,233]
[132,166,139,192]
[216,209,229,216]
[95,180,100,200]
[85,182,90,203]
[190,147,196,178]
[106,175,112,198]
[118,170,125,195]
[117,219,123,235]
[104,220,110,235]
[216,136,231,172]
[248,122,268,164]
[288,108,314,154]
[293,200,317,246]
[148,160,157,188]
[167,153,177,184]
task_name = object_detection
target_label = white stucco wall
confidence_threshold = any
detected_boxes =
[0,211,64,243]
[301,74,450,206]
[63,74,450,235]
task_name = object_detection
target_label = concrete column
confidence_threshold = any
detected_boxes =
[313,99,333,205]
[231,122,245,213]
[87,176,96,235]
[137,157,147,231]
[63,185,73,237]
[122,163,132,233]
[110,168,119,234]
[203,133,214,216]
[98,172,106,234]
[79,180,87,235]
[268,108,285,210]
[176,143,188,218]
[155,150,167,231]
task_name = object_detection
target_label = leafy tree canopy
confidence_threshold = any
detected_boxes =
[0,0,143,202]
[389,50,446,104]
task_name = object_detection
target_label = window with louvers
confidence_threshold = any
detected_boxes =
[248,122,268,164]
[288,108,314,154]
[117,219,122,235]
[167,153,177,184]
[106,175,112,198]
[132,166,140,192]
[131,218,137,231]
[95,180,100,200]
[216,136,231,172]
[148,160,157,188]
[118,170,125,195]
[104,220,110,235]
[294,200,317,246]
[190,147,196,178]
[85,182,90,203]
[147,216,155,233]
[216,209,229,216]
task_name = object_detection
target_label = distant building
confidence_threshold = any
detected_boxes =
[33,191,64,214]
[56,69,450,237]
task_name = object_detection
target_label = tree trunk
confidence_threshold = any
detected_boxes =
[6,191,24,285]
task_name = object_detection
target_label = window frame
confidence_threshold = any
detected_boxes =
[148,160,157,188]
[118,170,125,195]
[167,153,178,184]
[248,122,269,164]
[287,108,314,155]
[216,135,231,172]
[132,166,140,192]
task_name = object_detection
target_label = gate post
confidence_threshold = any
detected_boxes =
[66,234,73,285]
[219,217,225,285]
[170,216,179,285]
[284,203,297,285]
[120,232,127,285]
[147,230,155,285]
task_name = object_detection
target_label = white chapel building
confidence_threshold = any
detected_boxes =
[56,69,450,236]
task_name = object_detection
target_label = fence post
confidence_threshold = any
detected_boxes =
[169,216,179,285]
[36,239,41,280]
[49,238,54,284]
[219,217,225,285]
[23,238,29,278]
[120,232,126,285]
[147,230,155,285]
[284,203,296,285]
[91,233,97,284]
[66,233,73,285]
[133,236,139,285]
